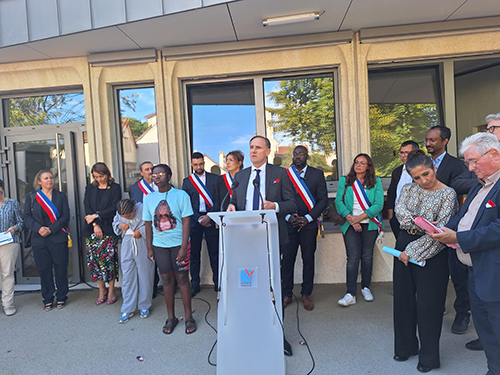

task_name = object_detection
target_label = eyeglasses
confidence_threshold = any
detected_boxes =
[354,161,367,166]
[484,126,500,134]
[152,172,167,178]
[464,150,491,168]
[0,190,4,195]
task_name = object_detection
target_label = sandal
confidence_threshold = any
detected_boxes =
[95,293,108,306]
[44,303,53,312]
[185,318,197,334]
[162,318,179,335]
[56,301,66,310]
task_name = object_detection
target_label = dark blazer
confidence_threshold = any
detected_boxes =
[216,174,234,212]
[23,190,70,247]
[436,153,467,187]
[288,165,328,230]
[182,172,219,228]
[129,180,145,203]
[386,165,403,211]
[83,182,121,237]
[451,170,478,196]
[229,163,297,245]
[446,178,500,302]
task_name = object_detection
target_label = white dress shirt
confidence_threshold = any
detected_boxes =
[395,165,413,204]
[198,172,207,213]
[245,163,267,211]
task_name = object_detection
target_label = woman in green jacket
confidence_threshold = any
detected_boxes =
[335,153,384,307]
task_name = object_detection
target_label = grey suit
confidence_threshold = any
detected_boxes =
[229,163,296,245]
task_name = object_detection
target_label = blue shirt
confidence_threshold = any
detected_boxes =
[0,198,24,243]
[142,188,193,248]
[432,151,447,171]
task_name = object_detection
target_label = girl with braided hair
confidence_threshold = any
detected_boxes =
[112,199,155,323]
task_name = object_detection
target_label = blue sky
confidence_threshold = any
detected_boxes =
[119,87,156,121]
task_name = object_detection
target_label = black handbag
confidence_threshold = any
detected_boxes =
[23,193,34,248]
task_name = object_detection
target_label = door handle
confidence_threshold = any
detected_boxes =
[55,133,63,191]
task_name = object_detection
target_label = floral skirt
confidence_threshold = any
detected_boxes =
[86,234,119,282]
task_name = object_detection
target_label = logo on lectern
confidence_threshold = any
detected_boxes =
[239,267,258,288]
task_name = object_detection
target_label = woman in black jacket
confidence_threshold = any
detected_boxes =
[23,170,70,311]
[84,163,121,305]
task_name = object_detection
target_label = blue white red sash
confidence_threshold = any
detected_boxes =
[138,179,154,195]
[352,179,383,232]
[223,173,234,196]
[188,173,214,208]
[287,166,315,211]
[36,189,70,236]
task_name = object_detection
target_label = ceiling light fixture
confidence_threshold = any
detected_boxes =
[263,12,323,27]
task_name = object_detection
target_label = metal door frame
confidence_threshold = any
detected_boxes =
[2,123,87,285]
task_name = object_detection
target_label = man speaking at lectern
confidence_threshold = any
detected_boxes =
[227,135,297,356]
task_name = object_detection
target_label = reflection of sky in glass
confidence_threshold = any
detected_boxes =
[192,105,255,164]
[119,87,156,121]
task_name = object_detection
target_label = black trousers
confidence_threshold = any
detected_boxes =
[282,225,317,297]
[393,231,449,368]
[189,222,219,288]
[468,268,500,375]
[33,241,69,305]
[448,249,470,317]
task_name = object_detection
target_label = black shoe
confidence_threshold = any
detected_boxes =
[452,314,470,334]
[393,355,409,362]
[417,363,435,373]
[466,338,484,351]
[284,338,293,356]
[191,285,200,297]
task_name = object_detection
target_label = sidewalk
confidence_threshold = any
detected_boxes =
[0,282,487,375]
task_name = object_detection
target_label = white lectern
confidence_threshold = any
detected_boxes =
[208,210,285,375]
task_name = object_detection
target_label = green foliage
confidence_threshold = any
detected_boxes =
[123,117,149,139]
[266,77,335,154]
[7,93,85,127]
[279,147,330,173]
[370,103,438,177]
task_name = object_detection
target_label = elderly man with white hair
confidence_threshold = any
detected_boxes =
[431,132,500,375]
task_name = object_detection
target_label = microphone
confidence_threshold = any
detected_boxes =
[220,180,239,211]
[252,178,264,210]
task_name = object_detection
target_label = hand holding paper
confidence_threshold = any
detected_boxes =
[413,217,459,249]
[382,246,426,267]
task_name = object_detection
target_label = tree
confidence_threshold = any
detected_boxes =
[123,117,149,139]
[266,77,335,155]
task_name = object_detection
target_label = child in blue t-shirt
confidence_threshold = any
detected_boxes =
[143,164,195,334]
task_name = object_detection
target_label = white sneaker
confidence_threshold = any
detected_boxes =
[361,287,374,302]
[338,293,356,306]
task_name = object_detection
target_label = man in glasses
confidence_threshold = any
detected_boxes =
[281,145,328,311]
[430,132,500,374]
[182,152,219,297]
[387,140,419,238]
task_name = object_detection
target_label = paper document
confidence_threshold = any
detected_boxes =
[0,231,13,246]
[382,246,426,267]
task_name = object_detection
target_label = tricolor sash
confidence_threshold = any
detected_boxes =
[36,190,72,242]
[223,173,234,197]
[138,179,154,195]
[352,179,383,232]
[287,166,315,211]
[188,173,214,208]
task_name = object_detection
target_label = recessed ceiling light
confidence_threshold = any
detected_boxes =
[263,12,323,27]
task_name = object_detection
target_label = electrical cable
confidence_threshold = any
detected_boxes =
[292,292,316,375]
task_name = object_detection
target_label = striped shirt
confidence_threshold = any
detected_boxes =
[0,198,24,243]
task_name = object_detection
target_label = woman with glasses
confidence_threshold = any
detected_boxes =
[0,180,23,315]
[23,171,70,311]
[217,150,244,211]
[83,162,121,305]
[335,153,384,306]
[393,150,458,373]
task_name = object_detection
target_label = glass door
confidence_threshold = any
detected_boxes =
[6,130,81,284]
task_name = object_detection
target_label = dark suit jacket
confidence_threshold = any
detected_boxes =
[446,178,500,302]
[22,190,70,247]
[229,163,297,245]
[288,165,328,231]
[129,180,145,203]
[83,183,122,237]
[182,172,219,228]
[436,153,467,187]
[451,170,478,196]
[386,165,403,211]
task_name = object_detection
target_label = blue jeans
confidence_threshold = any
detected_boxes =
[342,224,378,295]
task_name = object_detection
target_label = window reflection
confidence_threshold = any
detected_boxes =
[264,74,337,180]
[117,87,159,191]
